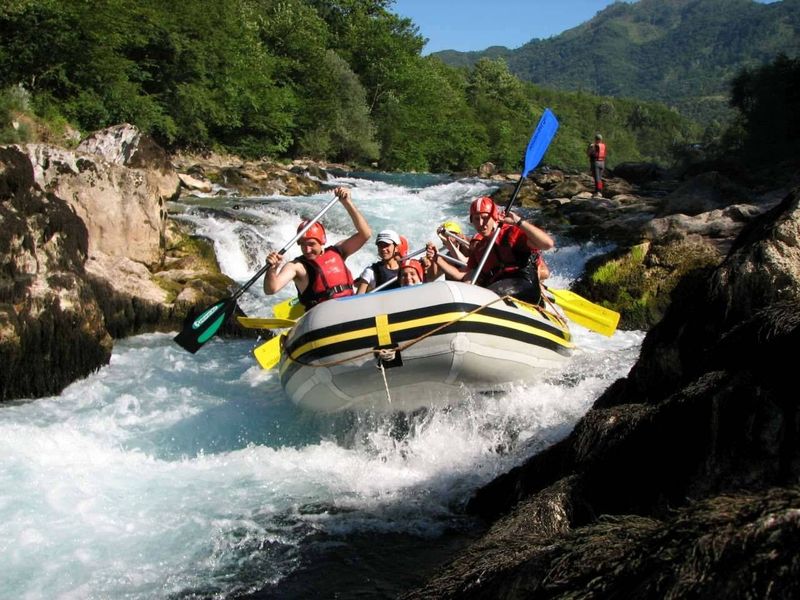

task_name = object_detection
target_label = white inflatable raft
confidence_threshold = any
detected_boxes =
[277,280,573,412]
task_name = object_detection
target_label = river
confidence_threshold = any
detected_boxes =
[0,171,644,599]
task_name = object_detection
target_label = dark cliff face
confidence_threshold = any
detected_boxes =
[408,190,800,598]
[0,147,112,401]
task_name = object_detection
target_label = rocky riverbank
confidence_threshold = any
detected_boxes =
[0,125,327,401]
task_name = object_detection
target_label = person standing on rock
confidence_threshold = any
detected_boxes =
[263,187,371,310]
[587,133,606,199]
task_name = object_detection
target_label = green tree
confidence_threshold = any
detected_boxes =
[727,54,800,164]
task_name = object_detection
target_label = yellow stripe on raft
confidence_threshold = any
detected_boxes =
[286,310,574,361]
[375,314,392,347]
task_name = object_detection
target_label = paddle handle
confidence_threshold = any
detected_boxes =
[439,228,471,249]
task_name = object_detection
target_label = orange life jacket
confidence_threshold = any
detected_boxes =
[295,247,354,309]
[590,142,606,161]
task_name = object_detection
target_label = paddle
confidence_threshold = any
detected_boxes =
[273,295,305,320]
[545,288,620,337]
[439,227,471,250]
[173,194,340,353]
[237,316,297,329]
[439,230,619,335]
[470,108,559,285]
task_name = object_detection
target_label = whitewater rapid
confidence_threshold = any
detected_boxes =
[0,172,644,598]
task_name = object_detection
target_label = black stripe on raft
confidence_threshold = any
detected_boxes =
[279,317,571,386]
[284,301,567,357]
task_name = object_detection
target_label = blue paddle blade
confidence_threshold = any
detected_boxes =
[522,108,559,176]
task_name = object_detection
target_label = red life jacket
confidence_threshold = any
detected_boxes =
[294,247,354,310]
[468,224,537,286]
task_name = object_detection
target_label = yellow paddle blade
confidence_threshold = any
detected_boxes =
[237,316,296,329]
[253,335,283,369]
[548,288,620,337]
[273,297,306,320]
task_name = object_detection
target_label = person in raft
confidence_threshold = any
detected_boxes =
[399,258,425,287]
[263,186,371,310]
[426,195,553,304]
[436,220,469,266]
[354,229,408,293]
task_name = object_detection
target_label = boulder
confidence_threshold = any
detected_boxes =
[23,143,167,267]
[0,141,234,402]
[659,171,752,217]
[0,146,112,400]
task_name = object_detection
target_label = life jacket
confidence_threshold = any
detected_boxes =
[589,142,606,162]
[294,246,354,310]
[370,260,400,290]
[469,224,538,287]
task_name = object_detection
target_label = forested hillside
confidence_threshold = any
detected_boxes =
[434,0,800,125]
[3,0,788,173]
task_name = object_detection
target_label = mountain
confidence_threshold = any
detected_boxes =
[432,0,800,123]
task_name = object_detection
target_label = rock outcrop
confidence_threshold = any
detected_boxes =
[406,189,800,598]
[0,127,233,401]
[0,147,112,400]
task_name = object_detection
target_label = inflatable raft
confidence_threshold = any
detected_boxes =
[276,281,573,412]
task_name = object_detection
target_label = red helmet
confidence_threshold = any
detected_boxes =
[398,235,409,258]
[469,196,500,221]
[400,258,424,282]
[297,220,326,245]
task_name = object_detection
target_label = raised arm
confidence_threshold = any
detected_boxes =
[334,187,371,258]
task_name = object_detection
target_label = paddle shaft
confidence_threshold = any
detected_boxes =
[440,228,470,249]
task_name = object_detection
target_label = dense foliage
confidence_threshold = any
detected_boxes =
[435,0,800,126]
[0,0,701,171]
[726,54,800,164]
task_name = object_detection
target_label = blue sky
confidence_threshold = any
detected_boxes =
[391,0,779,54]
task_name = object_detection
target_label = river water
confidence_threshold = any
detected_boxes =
[0,172,644,599]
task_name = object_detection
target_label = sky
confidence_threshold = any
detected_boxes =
[391,0,779,54]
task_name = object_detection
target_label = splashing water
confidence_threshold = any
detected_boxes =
[1,173,644,598]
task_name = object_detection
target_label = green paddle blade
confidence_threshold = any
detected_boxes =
[547,288,620,337]
[237,316,297,329]
[173,298,236,353]
[273,297,305,320]
[253,336,283,369]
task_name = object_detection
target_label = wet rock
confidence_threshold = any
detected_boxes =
[0,147,112,400]
[0,140,234,402]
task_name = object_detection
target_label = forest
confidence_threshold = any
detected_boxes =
[0,0,796,172]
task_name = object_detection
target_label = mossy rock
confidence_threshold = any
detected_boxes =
[573,238,722,330]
